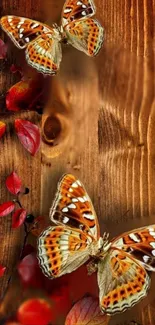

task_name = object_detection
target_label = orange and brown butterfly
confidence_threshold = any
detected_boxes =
[0,0,104,75]
[38,173,155,315]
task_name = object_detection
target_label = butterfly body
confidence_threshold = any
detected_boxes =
[38,174,155,315]
[0,0,104,75]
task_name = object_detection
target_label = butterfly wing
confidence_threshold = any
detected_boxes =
[97,248,150,315]
[1,16,62,74]
[25,33,62,75]
[0,16,55,49]
[63,18,104,56]
[38,225,92,278]
[50,174,100,241]
[61,0,96,27]
[112,225,155,271]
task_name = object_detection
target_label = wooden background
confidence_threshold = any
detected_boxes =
[0,0,155,324]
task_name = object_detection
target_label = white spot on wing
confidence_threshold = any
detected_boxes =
[78,196,88,203]
[61,234,69,241]
[129,233,141,243]
[62,207,69,213]
[72,181,78,188]
[113,237,124,247]
[31,23,40,29]
[64,8,72,13]
[19,34,23,39]
[68,203,76,209]
[150,242,155,249]
[152,250,155,256]
[69,187,73,192]
[8,18,12,23]
[46,51,51,59]
[61,251,69,257]
[90,225,97,236]
[63,216,69,224]
[82,11,87,15]
[75,244,81,250]
[72,198,78,202]
[39,48,46,55]
[17,22,23,28]
[83,213,94,220]
[35,44,40,50]
[60,240,68,245]
[77,180,82,186]
[78,197,85,203]
[77,1,82,5]
[25,37,30,43]
[143,255,150,263]
[83,196,89,202]
[20,28,24,33]
[150,231,155,237]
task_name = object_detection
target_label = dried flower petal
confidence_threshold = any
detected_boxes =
[5,171,22,195]
[6,79,43,112]
[12,208,27,228]
[0,201,15,217]
[65,296,110,325]
[15,119,40,156]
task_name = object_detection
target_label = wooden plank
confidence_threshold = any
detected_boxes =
[0,0,42,318]
[42,1,155,325]
[0,112,41,313]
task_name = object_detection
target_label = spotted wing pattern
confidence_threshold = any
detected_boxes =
[50,174,100,240]
[61,0,96,26]
[98,248,150,315]
[62,0,104,56]
[26,33,62,75]
[0,16,54,49]
[112,225,155,271]
[64,18,104,56]
[38,225,92,278]
[0,16,62,74]
[1,1,104,74]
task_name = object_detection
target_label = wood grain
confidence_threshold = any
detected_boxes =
[0,0,154,324]
[0,112,41,310]
[42,1,155,324]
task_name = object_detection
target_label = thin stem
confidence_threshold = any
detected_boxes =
[15,198,22,208]
[19,222,29,260]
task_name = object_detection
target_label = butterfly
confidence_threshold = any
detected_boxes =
[0,0,104,75]
[38,173,155,315]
